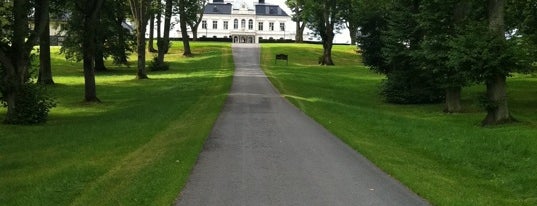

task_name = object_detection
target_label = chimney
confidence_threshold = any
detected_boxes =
[259,0,265,4]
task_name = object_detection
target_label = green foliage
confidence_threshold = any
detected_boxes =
[380,71,444,104]
[1,82,56,124]
[0,1,13,43]
[60,0,134,65]
[357,0,536,106]
[372,0,444,104]
[356,0,388,72]
[148,56,170,71]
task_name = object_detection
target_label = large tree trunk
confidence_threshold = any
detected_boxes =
[483,0,511,125]
[2,0,46,123]
[94,10,107,72]
[157,0,173,64]
[135,23,149,79]
[94,43,107,72]
[156,1,163,55]
[319,1,335,65]
[180,11,192,56]
[82,0,104,102]
[149,15,157,52]
[188,21,200,41]
[321,37,334,65]
[348,22,358,45]
[129,0,150,79]
[444,87,462,113]
[295,21,305,43]
[36,0,54,85]
[482,75,511,124]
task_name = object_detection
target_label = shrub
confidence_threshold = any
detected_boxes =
[148,56,170,71]
[1,82,56,124]
[380,71,444,104]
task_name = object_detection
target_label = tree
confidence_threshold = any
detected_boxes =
[418,0,474,112]
[129,0,152,79]
[303,0,347,65]
[0,0,55,124]
[479,0,511,124]
[341,0,359,45]
[186,0,207,41]
[286,0,306,43]
[156,0,173,65]
[60,0,133,70]
[36,0,54,85]
[78,0,105,102]
[356,0,389,71]
[179,0,195,56]
[148,14,157,52]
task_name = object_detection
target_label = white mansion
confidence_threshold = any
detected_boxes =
[199,0,292,43]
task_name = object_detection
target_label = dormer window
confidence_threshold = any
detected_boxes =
[213,6,218,12]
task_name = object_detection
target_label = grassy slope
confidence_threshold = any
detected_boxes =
[261,43,537,206]
[0,42,233,205]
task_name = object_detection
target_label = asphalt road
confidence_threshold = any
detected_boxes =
[175,44,429,206]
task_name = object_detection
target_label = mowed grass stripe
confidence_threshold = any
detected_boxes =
[0,42,233,205]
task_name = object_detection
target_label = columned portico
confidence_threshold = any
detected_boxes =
[232,32,257,43]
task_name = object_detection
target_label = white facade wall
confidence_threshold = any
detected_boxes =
[197,5,293,43]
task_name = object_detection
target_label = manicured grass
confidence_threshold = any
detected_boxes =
[261,43,537,205]
[0,42,234,205]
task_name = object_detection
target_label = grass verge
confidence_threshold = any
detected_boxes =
[0,42,233,205]
[261,43,537,206]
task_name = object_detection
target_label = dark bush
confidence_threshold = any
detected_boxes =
[1,82,56,124]
[148,56,170,71]
[380,71,444,104]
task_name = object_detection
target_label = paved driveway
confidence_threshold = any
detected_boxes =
[175,44,429,206]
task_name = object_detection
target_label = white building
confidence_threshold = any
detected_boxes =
[200,0,292,43]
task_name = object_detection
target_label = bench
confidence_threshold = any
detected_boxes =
[275,54,288,65]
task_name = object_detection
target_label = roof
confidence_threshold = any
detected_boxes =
[204,3,233,15]
[255,5,288,16]
[203,2,289,17]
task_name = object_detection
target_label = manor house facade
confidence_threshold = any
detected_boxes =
[200,0,291,43]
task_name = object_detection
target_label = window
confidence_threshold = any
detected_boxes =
[258,22,263,31]
[224,21,229,30]
[269,22,274,31]
[280,23,285,31]
[213,21,218,29]
[202,20,207,29]
[234,19,238,29]
[241,19,246,29]
[248,19,253,30]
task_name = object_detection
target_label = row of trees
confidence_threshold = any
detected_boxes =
[356,0,536,125]
[288,0,536,125]
[0,0,208,124]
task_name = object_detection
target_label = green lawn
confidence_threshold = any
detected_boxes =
[261,43,537,206]
[0,42,234,205]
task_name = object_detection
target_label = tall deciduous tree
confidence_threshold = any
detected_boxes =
[0,0,55,124]
[482,0,511,124]
[155,0,173,66]
[179,0,194,56]
[186,0,207,41]
[418,0,474,113]
[78,0,105,102]
[341,0,359,45]
[129,0,152,79]
[303,0,347,65]
[286,0,306,43]
[36,0,54,85]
